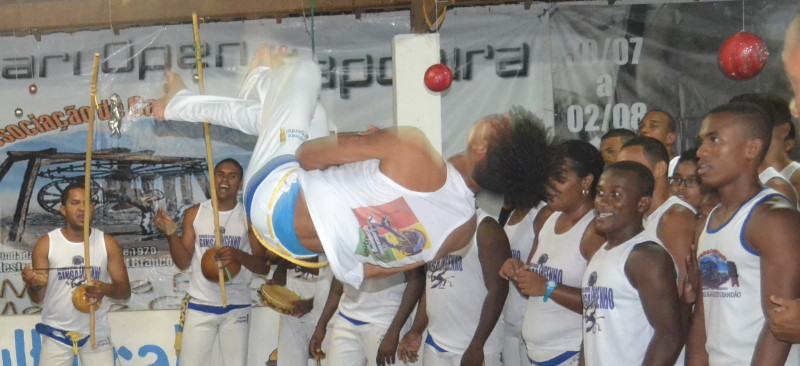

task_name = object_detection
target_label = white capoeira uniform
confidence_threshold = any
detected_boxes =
[326,274,411,366]
[582,232,675,365]
[179,200,253,366]
[278,259,332,366]
[39,228,116,366]
[698,188,800,365]
[781,161,800,181]
[642,195,694,365]
[523,210,593,366]
[424,210,504,366]
[759,167,795,194]
[501,205,542,366]
[164,59,475,290]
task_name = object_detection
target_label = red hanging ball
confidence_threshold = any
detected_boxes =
[718,32,769,81]
[424,64,453,92]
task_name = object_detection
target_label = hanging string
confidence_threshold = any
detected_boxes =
[424,0,449,31]
[741,0,745,31]
[310,0,316,59]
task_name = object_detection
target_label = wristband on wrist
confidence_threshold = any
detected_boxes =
[543,280,558,302]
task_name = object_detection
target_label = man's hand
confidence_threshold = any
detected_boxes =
[376,330,400,366]
[151,70,187,120]
[514,266,547,297]
[289,299,313,318]
[309,327,327,360]
[498,258,524,281]
[83,280,112,304]
[460,341,485,366]
[154,208,178,236]
[21,265,48,287]
[768,295,800,343]
[682,247,700,305]
[214,246,243,268]
[397,329,422,364]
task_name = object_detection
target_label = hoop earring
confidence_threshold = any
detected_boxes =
[582,189,590,196]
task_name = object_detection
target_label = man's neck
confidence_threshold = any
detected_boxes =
[448,153,480,194]
[716,173,763,211]
[605,225,644,248]
[60,225,86,243]
[217,198,238,211]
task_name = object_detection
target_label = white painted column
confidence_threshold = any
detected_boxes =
[391,33,442,153]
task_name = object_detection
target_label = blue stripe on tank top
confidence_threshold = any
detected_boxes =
[425,334,448,353]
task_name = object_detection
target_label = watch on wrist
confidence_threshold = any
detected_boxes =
[543,280,558,302]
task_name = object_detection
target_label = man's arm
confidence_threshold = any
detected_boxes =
[766,177,799,207]
[309,277,344,360]
[22,235,51,304]
[627,242,684,366]
[377,267,425,366]
[461,217,510,366]
[86,234,131,301]
[398,292,428,364]
[748,199,800,364]
[154,206,197,271]
[657,206,697,296]
[768,295,800,343]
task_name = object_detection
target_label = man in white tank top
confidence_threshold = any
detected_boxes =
[767,10,800,345]
[687,103,800,364]
[270,258,332,366]
[153,45,552,288]
[22,184,130,366]
[153,159,270,366]
[731,93,800,206]
[397,211,508,366]
[618,136,697,297]
[583,161,684,365]
[308,270,422,366]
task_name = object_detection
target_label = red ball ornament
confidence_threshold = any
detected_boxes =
[424,64,453,92]
[718,32,769,80]
[28,83,37,95]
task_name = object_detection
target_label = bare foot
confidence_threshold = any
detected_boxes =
[248,45,289,72]
[152,70,187,120]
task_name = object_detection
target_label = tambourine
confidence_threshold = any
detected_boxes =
[260,284,300,314]
[72,283,101,314]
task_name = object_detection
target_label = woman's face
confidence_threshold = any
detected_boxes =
[669,160,705,209]
[546,158,591,212]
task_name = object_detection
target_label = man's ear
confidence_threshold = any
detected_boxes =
[654,160,668,179]
[744,138,764,161]
[638,196,652,213]
[666,131,677,145]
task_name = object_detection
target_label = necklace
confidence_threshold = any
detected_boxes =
[218,204,236,235]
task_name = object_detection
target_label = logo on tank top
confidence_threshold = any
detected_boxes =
[529,253,564,284]
[56,256,101,288]
[354,198,432,263]
[426,254,463,289]
[511,249,521,260]
[198,234,242,249]
[582,271,613,334]
[698,249,742,298]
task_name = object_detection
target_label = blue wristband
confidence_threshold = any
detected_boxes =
[543,280,558,302]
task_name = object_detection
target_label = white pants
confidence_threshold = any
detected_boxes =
[179,306,251,366]
[164,60,328,189]
[278,315,321,366]
[501,328,527,366]
[422,344,502,366]
[39,335,116,366]
[326,314,387,366]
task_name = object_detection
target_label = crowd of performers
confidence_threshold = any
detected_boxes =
[18,9,800,366]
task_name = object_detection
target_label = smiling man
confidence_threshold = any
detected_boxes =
[581,161,683,365]
[687,102,800,364]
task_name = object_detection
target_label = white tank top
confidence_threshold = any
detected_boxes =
[501,205,542,334]
[698,188,800,365]
[187,200,253,306]
[643,195,697,236]
[299,159,475,288]
[781,161,800,181]
[337,273,407,328]
[759,166,791,187]
[523,210,593,361]
[41,228,111,338]
[425,210,503,355]
[582,232,670,366]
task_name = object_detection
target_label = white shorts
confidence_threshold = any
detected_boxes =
[422,343,502,366]
[179,306,251,366]
[39,335,116,366]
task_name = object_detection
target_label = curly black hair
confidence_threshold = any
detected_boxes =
[473,106,553,209]
[550,139,605,197]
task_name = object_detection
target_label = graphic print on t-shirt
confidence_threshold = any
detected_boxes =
[698,249,740,290]
[353,197,431,263]
[582,271,612,334]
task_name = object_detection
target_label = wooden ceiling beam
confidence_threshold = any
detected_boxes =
[0,0,557,36]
